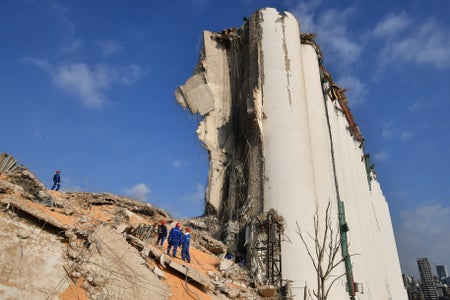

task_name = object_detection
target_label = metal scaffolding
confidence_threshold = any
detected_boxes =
[248,209,284,287]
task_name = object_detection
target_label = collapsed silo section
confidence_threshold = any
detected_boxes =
[175,17,266,233]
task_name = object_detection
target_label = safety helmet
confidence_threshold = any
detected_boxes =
[176,222,181,228]
[186,228,191,232]
[161,220,165,225]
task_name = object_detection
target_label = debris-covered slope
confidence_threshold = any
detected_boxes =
[0,153,264,300]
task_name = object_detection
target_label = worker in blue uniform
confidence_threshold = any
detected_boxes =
[181,227,191,263]
[166,222,182,257]
[51,170,61,191]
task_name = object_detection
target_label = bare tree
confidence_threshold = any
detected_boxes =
[296,200,347,300]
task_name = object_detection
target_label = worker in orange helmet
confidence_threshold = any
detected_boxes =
[166,222,182,257]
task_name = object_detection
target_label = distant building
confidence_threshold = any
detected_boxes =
[437,265,449,281]
[417,258,438,300]
[403,274,425,300]
[444,277,450,285]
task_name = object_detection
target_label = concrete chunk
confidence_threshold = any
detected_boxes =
[176,74,215,116]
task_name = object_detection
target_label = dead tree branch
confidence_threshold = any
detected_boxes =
[296,199,346,300]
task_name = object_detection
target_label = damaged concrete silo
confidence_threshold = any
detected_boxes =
[176,7,407,300]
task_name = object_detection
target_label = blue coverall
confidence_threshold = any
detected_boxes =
[181,232,191,263]
[51,173,61,191]
[166,226,182,257]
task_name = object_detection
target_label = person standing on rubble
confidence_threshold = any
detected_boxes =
[156,220,168,247]
[166,222,182,257]
[51,170,61,191]
[181,227,191,263]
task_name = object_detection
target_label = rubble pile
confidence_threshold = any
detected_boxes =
[0,153,269,300]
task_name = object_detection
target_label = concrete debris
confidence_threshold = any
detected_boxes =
[125,232,146,251]
[0,152,21,174]
[1,154,54,206]
[153,265,166,279]
[219,256,234,271]
[159,252,166,267]
[1,157,264,299]
[258,285,278,298]
[16,228,32,239]
[78,225,169,299]
[218,284,240,299]
[175,73,216,116]
[184,216,227,254]
[1,196,70,231]
[148,244,214,290]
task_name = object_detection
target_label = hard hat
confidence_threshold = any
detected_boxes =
[186,228,191,232]
[161,220,165,225]
[176,222,181,228]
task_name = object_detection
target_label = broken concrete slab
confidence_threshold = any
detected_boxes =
[175,74,215,116]
[0,211,70,300]
[1,196,71,231]
[148,244,214,291]
[79,225,170,300]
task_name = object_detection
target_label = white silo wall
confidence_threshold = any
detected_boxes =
[300,44,350,299]
[325,100,406,299]
[259,7,407,299]
[260,8,319,294]
[372,180,406,299]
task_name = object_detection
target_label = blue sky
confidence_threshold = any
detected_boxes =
[1,0,449,277]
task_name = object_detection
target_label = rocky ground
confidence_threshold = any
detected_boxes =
[0,153,274,300]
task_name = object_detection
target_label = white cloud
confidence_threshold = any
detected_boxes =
[375,16,450,69]
[292,0,322,32]
[117,64,143,85]
[169,158,189,169]
[408,100,421,112]
[380,122,414,142]
[97,40,123,58]
[173,160,183,168]
[22,57,52,72]
[181,183,205,203]
[400,130,413,141]
[23,58,144,108]
[60,38,82,53]
[374,150,389,161]
[336,75,367,107]
[291,2,363,64]
[372,12,410,38]
[381,122,393,140]
[122,183,151,201]
[396,203,450,276]
[53,63,110,108]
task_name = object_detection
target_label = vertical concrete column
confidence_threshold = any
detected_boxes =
[259,8,318,290]
[301,44,349,299]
